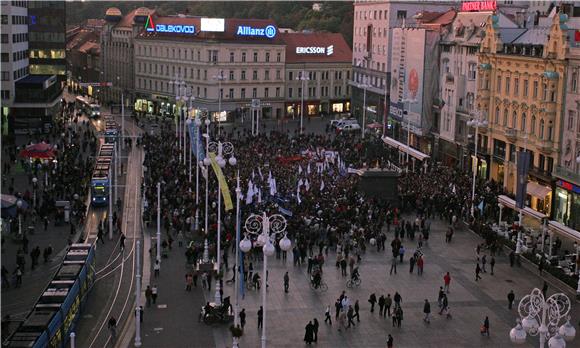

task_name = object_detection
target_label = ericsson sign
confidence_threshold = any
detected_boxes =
[296,45,334,56]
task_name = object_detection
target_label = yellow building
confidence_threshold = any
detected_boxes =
[477,13,569,216]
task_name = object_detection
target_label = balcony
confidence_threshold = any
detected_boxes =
[505,128,517,142]
[540,100,556,116]
[538,139,554,154]
[554,165,580,185]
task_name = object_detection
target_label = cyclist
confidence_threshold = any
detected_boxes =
[351,266,360,282]
[252,272,261,290]
[312,269,322,289]
[108,317,117,340]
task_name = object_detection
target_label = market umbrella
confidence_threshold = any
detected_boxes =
[366,122,383,129]
[19,142,56,159]
[1,194,28,218]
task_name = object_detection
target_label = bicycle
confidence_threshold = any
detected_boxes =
[246,279,262,290]
[309,279,328,292]
[346,277,361,288]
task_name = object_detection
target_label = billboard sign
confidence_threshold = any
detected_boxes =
[236,25,277,39]
[461,1,497,12]
[295,45,334,55]
[145,15,195,34]
[201,18,225,32]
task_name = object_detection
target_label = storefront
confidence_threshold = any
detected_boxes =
[134,95,178,118]
[285,101,320,118]
[554,179,580,231]
[331,100,350,114]
[526,180,552,217]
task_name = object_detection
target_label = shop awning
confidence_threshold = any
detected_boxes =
[526,181,551,199]
[548,220,580,243]
[498,195,547,220]
[382,136,430,161]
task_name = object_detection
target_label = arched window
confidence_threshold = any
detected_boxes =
[503,108,508,126]
[512,111,517,128]
[531,115,536,135]
[495,107,500,124]
[548,121,553,141]
[539,119,545,139]
[521,113,527,132]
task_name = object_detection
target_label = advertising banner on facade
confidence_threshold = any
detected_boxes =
[515,151,531,209]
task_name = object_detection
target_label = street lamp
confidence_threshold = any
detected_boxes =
[207,140,236,306]
[510,288,575,348]
[466,111,488,218]
[296,71,310,134]
[213,71,226,137]
[202,119,212,263]
[170,75,185,158]
[239,213,292,348]
[194,117,202,231]
[357,80,370,139]
[232,172,242,348]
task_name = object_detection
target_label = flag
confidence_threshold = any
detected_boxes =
[187,117,205,160]
[320,179,325,192]
[237,205,245,298]
[246,180,254,205]
[257,187,262,203]
[258,167,263,180]
[515,151,531,209]
[296,186,302,205]
[278,206,293,217]
[305,179,310,192]
[478,201,485,213]
[268,170,273,184]
[298,179,303,188]
[298,165,303,175]
[307,163,311,174]
[269,177,276,196]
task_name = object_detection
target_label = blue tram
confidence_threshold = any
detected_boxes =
[90,144,114,206]
[3,244,96,348]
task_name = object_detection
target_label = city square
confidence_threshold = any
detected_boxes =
[2,1,580,348]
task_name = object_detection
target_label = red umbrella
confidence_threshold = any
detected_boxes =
[366,122,383,129]
[19,142,56,159]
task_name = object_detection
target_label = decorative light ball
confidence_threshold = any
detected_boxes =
[73,194,79,200]
[217,157,226,168]
[203,157,211,166]
[548,334,567,348]
[216,155,223,163]
[559,320,576,342]
[195,118,202,126]
[370,238,377,246]
[32,177,38,184]
[228,157,237,166]
[263,241,275,257]
[510,323,527,345]
[239,237,252,253]
[16,200,23,208]
[205,119,210,126]
[279,235,292,251]
[256,233,268,247]
[522,316,539,333]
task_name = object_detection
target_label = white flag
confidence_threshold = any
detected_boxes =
[252,170,255,180]
[258,167,263,180]
[298,179,303,189]
[246,180,254,205]
[297,186,302,205]
[270,177,276,196]
[268,170,273,184]
[307,163,311,174]
[298,165,303,175]
[305,179,310,192]
[257,187,262,203]
[320,179,325,192]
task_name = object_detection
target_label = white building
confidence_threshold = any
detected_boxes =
[1,1,29,114]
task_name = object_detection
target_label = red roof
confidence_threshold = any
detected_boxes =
[280,32,352,64]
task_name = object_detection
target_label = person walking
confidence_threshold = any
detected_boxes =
[385,294,392,318]
[108,317,117,340]
[509,250,515,267]
[239,308,246,329]
[283,271,289,293]
[185,273,193,291]
[151,285,158,304]
[387,334,394,348]
[347,305,356,328]
[13,266,22,287]
[393,292,402,309]
[542,281,548,298]
[475,263,482,281]
[394,306,403,328]
[481,316,490,336]
[154,260,160,278]
[334,298,341,320]
[312,318,319,342]
[378,295,385,317]
[443,272,451,292]
[439,294,449,315]
[257,306,263,329]
[417,255,424,275]
[390,255,397,275]
[490,256,496,275]
[325,305,332,325]
[304,321,314,344]
[120,233,126,251]
[423,299,431,323]
[145,285,152,307]
[507,290,515,310]
[354,300,360,322]
[368,293,377,313]
[481,255,487,273]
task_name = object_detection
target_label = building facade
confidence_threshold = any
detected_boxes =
[281,32,352,118]
[477,13,569,217]
[28,1,66,81]
[1,0,29,128]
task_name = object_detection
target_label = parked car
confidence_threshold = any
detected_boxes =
[331,118,358,129]
[336,123,361,132]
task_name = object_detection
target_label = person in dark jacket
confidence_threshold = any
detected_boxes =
[304,321,314,344]
[423,299,431,323]
[507,290,515,309]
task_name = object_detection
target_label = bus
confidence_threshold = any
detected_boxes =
[75,96,101,118]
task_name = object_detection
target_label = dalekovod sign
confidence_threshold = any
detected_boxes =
[236,25,277,38]
[145,15,195,34]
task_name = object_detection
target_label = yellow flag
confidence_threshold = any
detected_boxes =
[209,152,234,211]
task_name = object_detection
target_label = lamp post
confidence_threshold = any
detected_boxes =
[510,288,575,348]
[207,140,236,306]
[171,75,185,161]
[357,81,370,139]
[134,239,142,347]
[466,111,488,217]
[32,177,38,208]
[401,98,418,171]
[194,116,202,231]
[296,70,310,134]
[239,213,292,348]
[213,71,226,137]
[202,119,211,263]
[156,182,161,266]
[232,172,242,348]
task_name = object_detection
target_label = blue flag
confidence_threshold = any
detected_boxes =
[188,117,205,160]
[278,206,293,217]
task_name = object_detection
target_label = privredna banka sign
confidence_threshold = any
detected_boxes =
[461,1,497,12]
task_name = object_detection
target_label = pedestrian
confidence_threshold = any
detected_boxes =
[120,233,126,251]
[151,285,158,304]
[354,300,360,322]
[387,334,394,348]
[258,306,263,329]
[13,266,22,287]
[145,285,152,307]
[399,245,405,263]
[185,273,193,291]
[443,272,451,292]
[507,290,515,310]
[509,250,515,267]
[394,306,403,328]
[312,318,319,342]
[423,299,431,323]
[325,305,332,325]
[393,292,402,308]
[335,298,341,320]
[239,308,246,329]
[283,271,289,293]
[368,293,377,313]
[490,256,496,275]
[439,294,448,315]
[304,321,314,344]
[347,306,356,328]
[378,295,385,316]
[389,255,397,275]
[385,294,392,318]
[538,257,544,275]
[475,263,482,281]
[542,281,548,298]
[481,255,487,273]
[438,287,445,309]
[192,270,198,287]
[409,255,416,273]
[481,316,490,336]
[154,260,160,278]
[417,255,424,275]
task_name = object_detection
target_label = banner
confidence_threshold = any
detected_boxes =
[515,151,531,209]
[209,152,234,211]
[188,117,205,160]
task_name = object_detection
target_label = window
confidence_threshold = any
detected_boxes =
[512,111,517,128]
[468,63,476,80]
[265,52,270,62]
[497,76,501,92]
[531,115,536,135]
[514,78,519,96]
[252,70,258,80]
[397,10,407,19]
[241,88,246,99]
[523,80,529,97]
[204,70,207,80]
[1,53,7,62]
[495,107,500,124]
[0,90,10,100]
[503,108,508,126]
[1,71,9,81]
[229,88,234,99]
[505,77,511,94]
[548,122,553,141]
[521,113,527,132]
[539,154,545,171]
[265,70,270,80]
[298,87,302,98]
[288,88,293,98]
[569,111,576,130]
[1,15,7,24]
[572,71,578,92]
[229,71,234,80]
[241,71,246,80]
[277,52,281,62]
[539,119,545,139]
[542,83,547,100]
[252,88,257,98]
[442,59,449,74]
[1,34,8,44]
[289,71,293,80]
[204,88,207,98]
[547,157,554,174]
[241,52,246,63]
[509,144,516,163]
[253,52,258,62]
[230,52,235,63]
[533,81,538,98]
[264,88,269,98]
[276,70,281,80]
[276,87,280,97]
